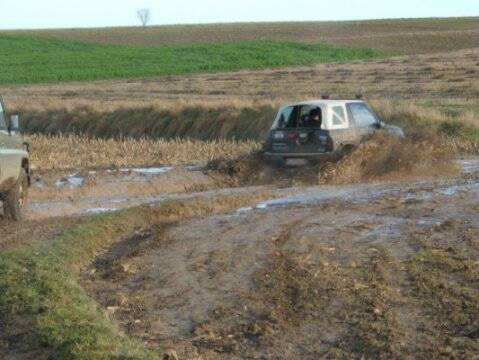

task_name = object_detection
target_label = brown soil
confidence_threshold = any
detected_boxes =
[81,173,479,359]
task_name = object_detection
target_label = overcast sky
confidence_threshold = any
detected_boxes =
[0,0,477,30]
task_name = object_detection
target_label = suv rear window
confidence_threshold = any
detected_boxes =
[298,105,322,128]
[277,106,297,129]
[275,105,322,129]
[347,103,378,128]
[0,101,6,130]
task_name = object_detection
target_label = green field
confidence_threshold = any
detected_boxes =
[0,34,380,84]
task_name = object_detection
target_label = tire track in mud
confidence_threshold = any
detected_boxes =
[193,217,411,358]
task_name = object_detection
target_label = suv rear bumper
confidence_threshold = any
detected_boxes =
[263,152,339,163]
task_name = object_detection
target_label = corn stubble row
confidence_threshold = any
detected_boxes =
[28,134,261,170]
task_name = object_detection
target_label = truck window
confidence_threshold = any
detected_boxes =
[347,103,378,128]
[0,101,6,130]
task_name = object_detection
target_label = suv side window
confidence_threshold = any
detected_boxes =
[332,106,347,127]
[0,100,7,130]
[347,103,378,128]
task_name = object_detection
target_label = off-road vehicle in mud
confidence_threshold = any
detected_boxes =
[263,99,404,165]
[0,96,30,221]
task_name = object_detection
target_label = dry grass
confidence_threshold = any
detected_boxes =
[10,17,478,55]
[27,135,260,170]
[372,100,479,154]
[371,100,479,128]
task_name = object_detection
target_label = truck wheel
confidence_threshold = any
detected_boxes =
[3,169,28,221]
[272,157,285,168]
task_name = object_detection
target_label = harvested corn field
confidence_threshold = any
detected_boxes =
[27,135,260,170]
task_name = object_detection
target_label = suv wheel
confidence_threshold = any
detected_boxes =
[3,169,28,221]
[341,144,356,156]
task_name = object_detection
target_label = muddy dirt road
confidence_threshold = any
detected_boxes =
[1,159,478,358]
[19,158,478,218]
[1,158,477,246]
[78,162,479,359]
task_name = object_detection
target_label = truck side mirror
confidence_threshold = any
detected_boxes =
[8,115,19,135]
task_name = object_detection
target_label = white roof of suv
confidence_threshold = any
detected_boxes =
[281,99,365,108]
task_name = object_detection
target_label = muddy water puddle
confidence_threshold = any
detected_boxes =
[25,158,479,220]
[246,178,478,212]
[27,165,212,219]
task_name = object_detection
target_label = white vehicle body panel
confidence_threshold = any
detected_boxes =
[0,99,28,190]
[272,99,362,131]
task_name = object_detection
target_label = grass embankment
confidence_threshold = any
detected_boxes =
[0,34,379,84]
[372,101,479,154]
[22,106,276,141]
[0,192,275,359]
[0,210,155,359]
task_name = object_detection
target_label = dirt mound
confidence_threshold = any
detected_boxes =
[319,132,458,184]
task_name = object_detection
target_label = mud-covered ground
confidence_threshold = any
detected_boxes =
[79,165,479,359]
[1,155,478,358]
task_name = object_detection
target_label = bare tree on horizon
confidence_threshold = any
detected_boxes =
[137,9,151,28]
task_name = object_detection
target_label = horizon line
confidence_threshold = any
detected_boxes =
[1,15,478,32]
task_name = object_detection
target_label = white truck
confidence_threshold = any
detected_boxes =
[0,96,30,221]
